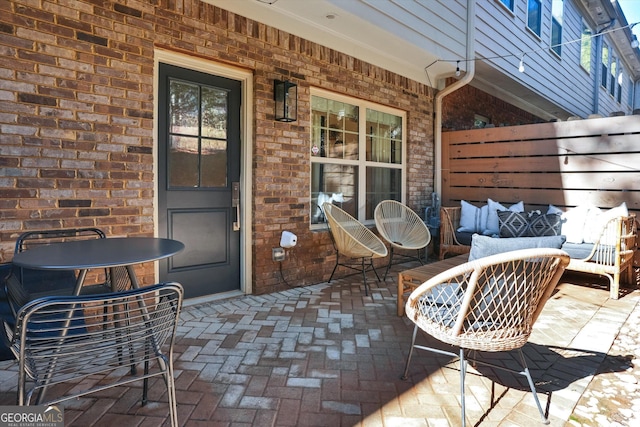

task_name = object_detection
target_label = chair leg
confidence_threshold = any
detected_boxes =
[517,349,549,424]
[401,325,419,380]
[328,255,339,283]
[383,247,395,281]
[460,348,467,427]
[361,258,369,296]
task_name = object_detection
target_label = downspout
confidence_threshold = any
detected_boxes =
[434,0,476,196]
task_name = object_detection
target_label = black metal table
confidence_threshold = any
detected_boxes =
[12,237,185,295]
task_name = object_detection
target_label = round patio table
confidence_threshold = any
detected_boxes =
[12,237,185,294]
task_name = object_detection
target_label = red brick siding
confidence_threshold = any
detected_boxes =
[0,0,434,294]
[442,78,543,130]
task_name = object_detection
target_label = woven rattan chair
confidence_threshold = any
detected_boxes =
[2,282,183,427]
[402,248,570,426]
[439,206,471,260]
[374,200,431,279]
[323,202,388,295]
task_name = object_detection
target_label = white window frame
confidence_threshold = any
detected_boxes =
[309,87,407,229]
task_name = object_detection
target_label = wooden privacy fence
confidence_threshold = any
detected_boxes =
[441,115,640,217]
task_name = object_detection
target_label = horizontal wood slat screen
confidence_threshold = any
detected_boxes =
[441,115,640,215]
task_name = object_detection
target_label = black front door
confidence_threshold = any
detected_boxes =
[157,63,241,299]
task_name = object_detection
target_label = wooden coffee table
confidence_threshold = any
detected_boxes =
[397,254,469,316]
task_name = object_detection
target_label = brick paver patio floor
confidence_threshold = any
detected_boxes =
[0,261,638,426]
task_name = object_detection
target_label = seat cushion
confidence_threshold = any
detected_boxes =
[469,234,566,261]
[561,242,596,260]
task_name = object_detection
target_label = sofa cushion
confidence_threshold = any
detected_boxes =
[560,242,595,260]
[469,234,566,261]
[454,231,474,246]
[458,200,488,233]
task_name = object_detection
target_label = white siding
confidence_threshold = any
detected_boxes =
[476,0,597,117]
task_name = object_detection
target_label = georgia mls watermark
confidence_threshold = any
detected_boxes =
[0,406,64,427]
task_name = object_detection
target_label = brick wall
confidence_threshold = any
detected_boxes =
[0,0,434,294]
[441,78,544,130]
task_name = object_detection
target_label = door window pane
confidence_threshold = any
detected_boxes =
[168,78,229,188]
[170,80,199,136]
[169,135,199,187]
[201,139,227,187]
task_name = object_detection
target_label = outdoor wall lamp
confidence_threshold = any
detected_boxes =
[274,80,297,122]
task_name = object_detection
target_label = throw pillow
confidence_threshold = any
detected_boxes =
[469,234,566,261]
[583,202,629,245]
[549,204,590,244]
[499,211,563,238]
[458,200,488,233]
[484,198,524,236]
[528,212,563,236]
[498,211,529,237]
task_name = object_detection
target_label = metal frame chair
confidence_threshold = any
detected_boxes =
[2,282,183,427]
[402,248,570,426]
[374,200,432,279]
[323,202,388,296]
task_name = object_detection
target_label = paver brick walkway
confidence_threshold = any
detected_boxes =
[0,262,638,426]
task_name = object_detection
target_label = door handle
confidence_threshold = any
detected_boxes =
[232,181,240,231]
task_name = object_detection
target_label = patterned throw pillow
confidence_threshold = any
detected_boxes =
[528,212,562,236]
[498,211,530,237]
[498,211,562,237]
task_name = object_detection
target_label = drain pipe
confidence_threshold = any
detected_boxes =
[433,0,476,197]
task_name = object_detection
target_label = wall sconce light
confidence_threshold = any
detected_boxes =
[274,80,297,122]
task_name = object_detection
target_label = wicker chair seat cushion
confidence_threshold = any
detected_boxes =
[469,234,566,261]
[454,231,474,246]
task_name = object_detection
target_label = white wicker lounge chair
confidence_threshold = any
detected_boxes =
[374,200,431,279]
[402,248,570,426]
[323,202,388,295]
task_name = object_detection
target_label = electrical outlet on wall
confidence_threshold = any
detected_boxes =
[272,247,285,262]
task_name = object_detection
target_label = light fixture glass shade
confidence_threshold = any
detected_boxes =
[274,80,297,122]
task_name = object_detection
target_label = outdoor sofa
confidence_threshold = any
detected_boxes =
[439,200,637,299]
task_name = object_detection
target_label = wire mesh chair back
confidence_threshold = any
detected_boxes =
[4,282,183,427]
[13,228,130,296]
[374,200,431,251]
[406,248,570,351]
[322,203,387,259]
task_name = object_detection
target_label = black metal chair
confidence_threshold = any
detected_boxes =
[2,282,183,427]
